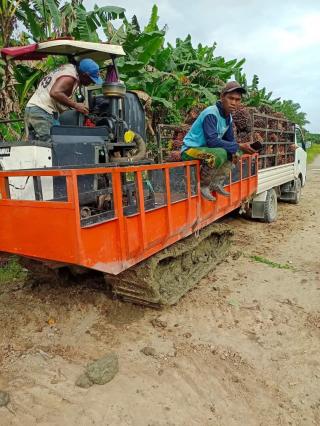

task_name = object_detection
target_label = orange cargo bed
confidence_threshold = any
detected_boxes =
[0,156,257,274]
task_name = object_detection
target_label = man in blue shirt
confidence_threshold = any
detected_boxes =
[181,81,255,201]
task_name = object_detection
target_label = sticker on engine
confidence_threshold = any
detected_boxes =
[0,147,11,157]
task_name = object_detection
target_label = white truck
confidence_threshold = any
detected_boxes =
[245,114,307,223]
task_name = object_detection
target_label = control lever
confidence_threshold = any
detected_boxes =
[77,112,85,127]
[75,93,86,126]
[75,93,85,103]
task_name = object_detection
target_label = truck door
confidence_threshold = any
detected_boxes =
[294,126,307,186]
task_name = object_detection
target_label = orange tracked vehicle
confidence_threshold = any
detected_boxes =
[0,40,258,306]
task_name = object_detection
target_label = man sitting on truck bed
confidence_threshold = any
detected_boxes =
[24,59,103,143]
[181,81,256,201]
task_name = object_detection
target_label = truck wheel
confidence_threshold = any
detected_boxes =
[290,178,302,204]
[263,188,277,223]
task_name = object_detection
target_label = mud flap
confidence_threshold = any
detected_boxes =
[279,180,298,202]
[251,191,268,219]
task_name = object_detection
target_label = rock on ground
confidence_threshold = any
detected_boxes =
[0,391,10,407]
[140,346,156,357]
[85,352,119,385]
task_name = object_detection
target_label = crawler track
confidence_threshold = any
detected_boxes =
[105,224,233,308]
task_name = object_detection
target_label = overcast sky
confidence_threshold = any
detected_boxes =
[85,0,320,132]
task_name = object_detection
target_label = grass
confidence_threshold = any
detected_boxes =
[307,143,320,164]
[0,257,28,285]
[250,255,293,270]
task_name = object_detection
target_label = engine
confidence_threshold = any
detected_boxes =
[53,81,147,167]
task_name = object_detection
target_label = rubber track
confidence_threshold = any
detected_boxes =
[105,223,233,308]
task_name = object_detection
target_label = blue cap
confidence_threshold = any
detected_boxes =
[79,58,103,85]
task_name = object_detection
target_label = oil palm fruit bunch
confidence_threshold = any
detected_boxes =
[253,117,266,129]
[167,151,182,162]
[237,132,252,144]
[253,132,264,144]
[269,133,278,142]
[232,104,252,132]
[267,119,278,130]
[258,105,274,115]
[173,139,184,150]
[184,104,206,125]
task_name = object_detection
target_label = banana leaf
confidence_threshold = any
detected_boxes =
[144,5,159,32]
[151,96,173,109]
[18,70,43,107]
[46,0,61,29]
[75,5,91,41]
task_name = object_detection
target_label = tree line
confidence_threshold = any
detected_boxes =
[0,1,310,141]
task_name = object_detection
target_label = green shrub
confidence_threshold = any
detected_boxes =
[0,257,28,285]
[307,143,320,164]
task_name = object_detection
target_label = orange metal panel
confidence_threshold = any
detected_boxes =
[0,205,79,263]
[79,219,121,269]
[170,200,190,235]
[144,207,170,249]
[124,215,143,258]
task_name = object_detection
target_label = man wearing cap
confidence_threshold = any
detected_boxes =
[181,81,256,201]
[24,58,103,142]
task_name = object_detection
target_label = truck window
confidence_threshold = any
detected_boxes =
[295,128,304,148]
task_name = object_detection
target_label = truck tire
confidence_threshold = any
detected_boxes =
[290,178,302,204]
[263,188,277,223]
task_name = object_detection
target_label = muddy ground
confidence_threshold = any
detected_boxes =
[0,158,319,426]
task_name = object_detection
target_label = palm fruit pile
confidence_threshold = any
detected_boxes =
[166,104,206,162]
[166,127,189,162]
[232,104,289,144]
[254,108,296,168]
[232,103,296,169]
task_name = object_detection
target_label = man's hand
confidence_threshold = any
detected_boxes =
[239,143,256,154]
[73,102,89,115]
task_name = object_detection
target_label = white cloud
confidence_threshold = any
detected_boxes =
[267,13,320,53]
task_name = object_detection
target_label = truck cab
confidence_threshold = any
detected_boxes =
[294,125,307,186]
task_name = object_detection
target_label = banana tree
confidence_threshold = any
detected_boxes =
[0,0,24,119]
[274,100,309,128]
[7,1,126,111]
[17,1,125,42]
[1,1,309,137]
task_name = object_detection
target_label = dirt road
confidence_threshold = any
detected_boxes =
[1,159,319,426]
